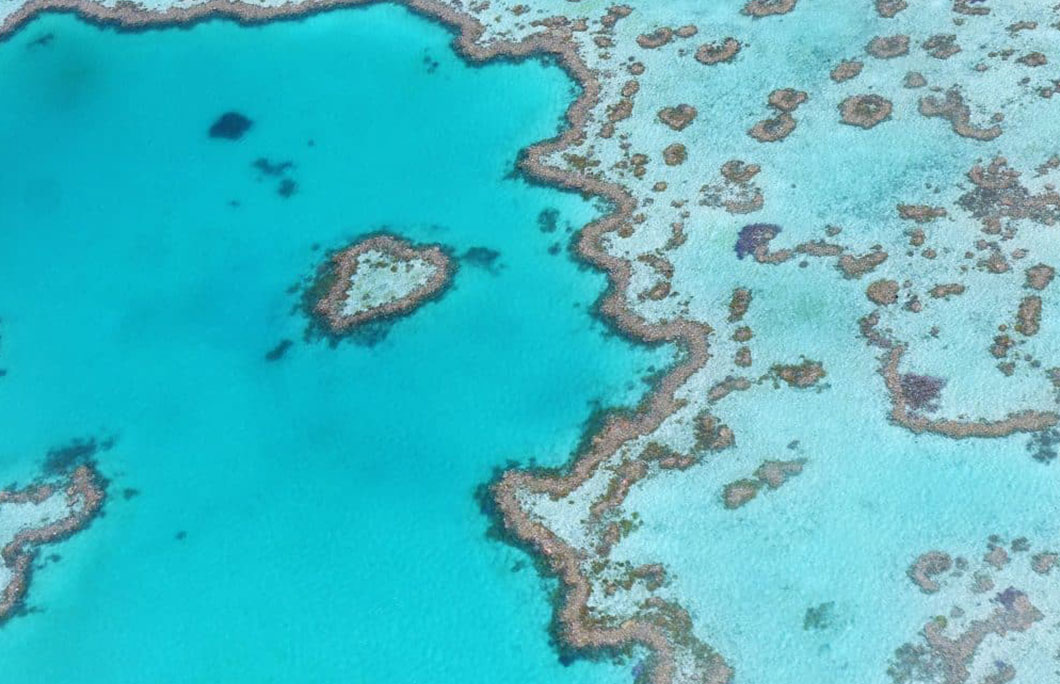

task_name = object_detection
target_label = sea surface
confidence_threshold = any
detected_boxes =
[0,7,664,682]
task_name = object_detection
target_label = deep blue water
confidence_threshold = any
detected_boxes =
[0,8,664,682]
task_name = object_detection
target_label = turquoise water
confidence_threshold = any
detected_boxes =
[0,8,666,682]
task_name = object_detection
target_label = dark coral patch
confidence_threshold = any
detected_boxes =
[27,32,54,48]
[1027,428,1059,463]
[253,158,294,177]
[736,223,781,259]
[899,374,946,412]
[43,436,113,476]
[265,339,293,362]
[277,179,298,198]
[463,246,503,272]
[208,112,253,140]
[537,208,560,233]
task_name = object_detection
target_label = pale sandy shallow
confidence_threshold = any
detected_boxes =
[0,493,72,589]
[338,249,439,317]
[3,1,1060,682]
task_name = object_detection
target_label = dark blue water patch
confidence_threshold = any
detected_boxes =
[42,435,115,476]
[422,50,440,73]
[277,178,298,198]
[462,246,503,273]
[252,158,294,177]
[208,111,253,140]
[26,33,54,49]
[248,155,300,197]
[735,223,781,259]
[264,339,294,362]
[537,208,560,233]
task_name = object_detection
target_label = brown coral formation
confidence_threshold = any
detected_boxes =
[903,71,927,88]
[830,59,863,82]
[867,279,900,305]
[721,160,760,184]
[722,479,760,509]
[9,3,1060,683]
[662,143,687,166]
[984,544,1010,570]
[104,7,735,678]
[1015,295,1041,336]
[753,459,805,488]
[770,359,826,388]
[875,0,907,17]
[952,0,989,15]
[728,287,752,322]
[312,233,454,335]
[825,157,1060,434]
[922,33,960,59]
[839,94,893,128]
[636,28,673,50]
[891,537,1057,683]
[750,87,810,141]
[708,376,753,403]
[767,88,808,112]
[722,459,805,509]
[928,283,965,299]
[898,591,1043,682]
[907,551,953,593]
[866,34,910,58]
[693,412,736,453]
[591,459,650,517]
[890,542,1047,682]
[741,0,797,17]
[748,112,796,142]
[874,340,1058,438]
[1025,264,1055,290]
[701,161,764,214]
[1032,552,1058,575]
[695,38,741,65]
[657,104,698,131]
[1017,52,1047,67]
[919,89,1002,140]
[838,249,889,278]
[897,204,947,223]
[960,157,1060,233]
[637,254,675,302]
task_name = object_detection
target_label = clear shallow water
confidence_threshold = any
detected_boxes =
[0,8,666,682]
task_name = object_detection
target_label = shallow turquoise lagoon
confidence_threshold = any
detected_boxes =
[0,8,665,682]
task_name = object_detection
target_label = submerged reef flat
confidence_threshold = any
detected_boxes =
[5,0,1060,682]
[891,535,1060,683]
[0,465,104,624]
[312,233,453,335]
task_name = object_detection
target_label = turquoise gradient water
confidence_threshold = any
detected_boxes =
[0,8,666,682]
